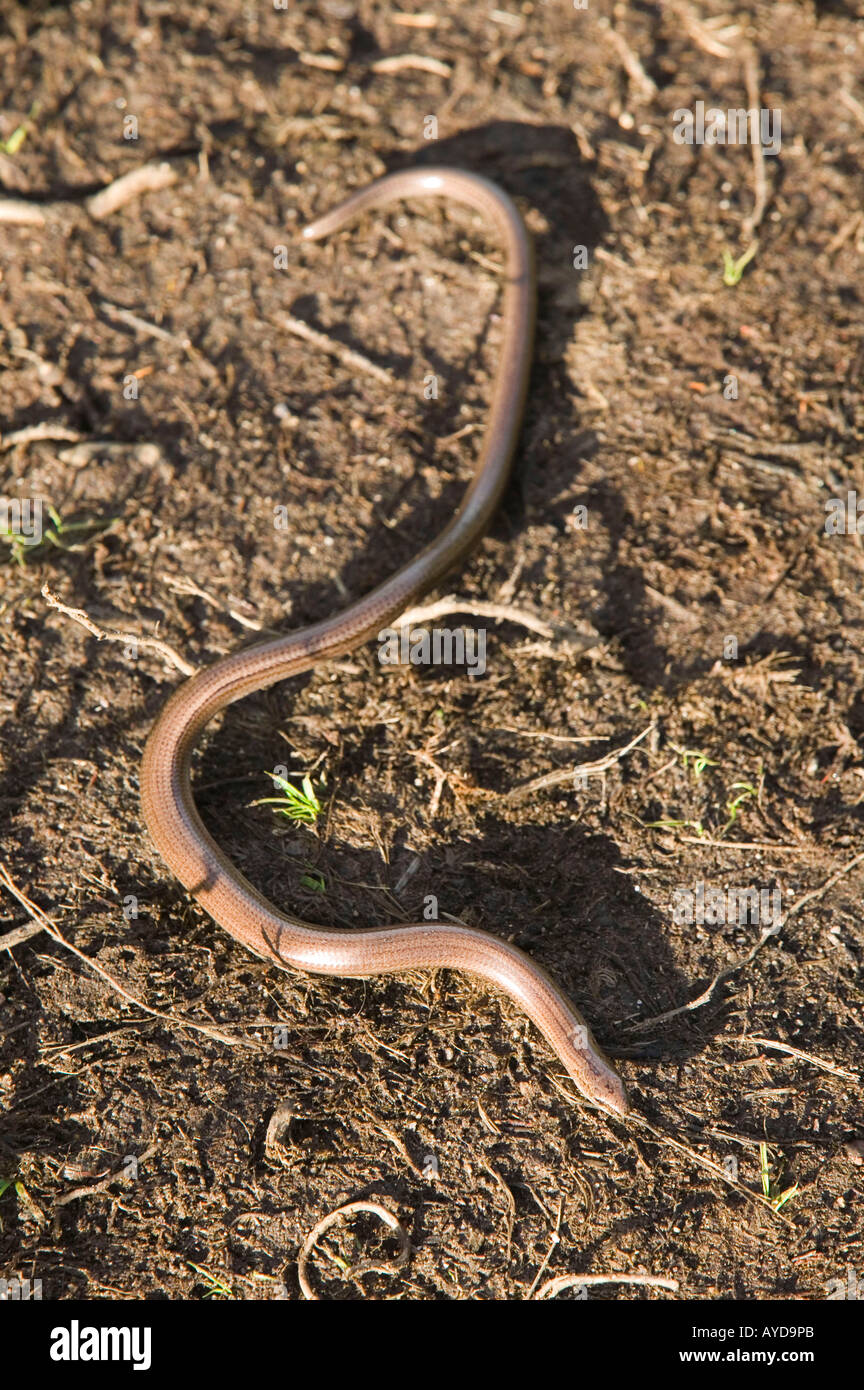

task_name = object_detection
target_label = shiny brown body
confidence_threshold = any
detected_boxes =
[140,168,629,1117]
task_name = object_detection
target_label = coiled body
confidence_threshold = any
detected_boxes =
[140,168,629,1117]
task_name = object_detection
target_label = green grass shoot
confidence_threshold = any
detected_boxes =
[187,1261,234,1299]
[1,503,117,566]
[759,1143,799,1212]
[252,772,322,825]
[722,240,759,286]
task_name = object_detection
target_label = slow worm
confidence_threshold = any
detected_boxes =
[140,168,630,1117]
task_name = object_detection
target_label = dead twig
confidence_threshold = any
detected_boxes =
[99,299,189,348]
[42,584,197,678]
[99,299,219,381]
[371,54,451,77]
[508,723,655,800]
[392,12,439,28]
[742,44,768,238]
[535,1271,679,1299]
[279,314,395,387]
[55,1144,158,1207]
[499,728,611,745]
[597,17,657,100]
[0,423,84,449]
[783,849,864,922]
[298,51,345,72]
[0,921,44,951]
[481,1161,515,1262]
[58,440,162,466]
[662,2,740,59]
[839,88,864,131]
[161,574,270,632]
[624,920,781,1031]
[0,159,179,226]
[411,749,450,819]
[728,1036,859,1084]
[396,595,601,656]
[85,161,177,219]
[826,210,864,256]
[0,198,47,226]
[298,1201,410,1300]
[398,595,555,640]
[676,837,800,851]
[361,1109,428,1180]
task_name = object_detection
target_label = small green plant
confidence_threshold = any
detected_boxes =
[759,1143,799,1212]
[1,503,117,566]
[187,1261,234,1300]
[300,869,326,893]
[670,744,718,778]
[0,101,40,156]
[0,1176,34,1202]
[724,780,758,832]
[644,816,706,838]
[722,241,758,286]
[0,1176,40,1229]
[0,1175,16,1232]
[252,772,322,825]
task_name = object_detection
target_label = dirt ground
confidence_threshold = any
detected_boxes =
[1,0,862,1302]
